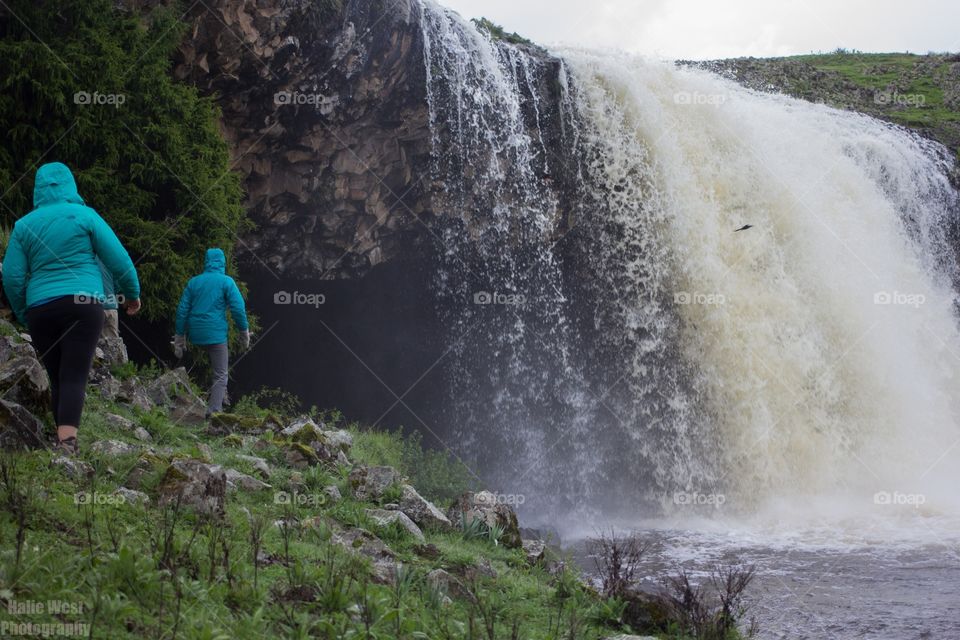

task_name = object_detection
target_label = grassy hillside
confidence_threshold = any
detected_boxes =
[696,51,960,161]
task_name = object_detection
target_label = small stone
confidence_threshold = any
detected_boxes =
[349,465,403,501]
[400,484,452,530]
[365,508,424,542]
[90,439,140,457]
[522,539,546,565]
[427,568,475,602]
[104,413,134,430]
[323,485,342,503]
[133,427,152,442]
[224,468,271,492]
[114,487,150,505]
[51,455,93,479]
[238,454,271,478]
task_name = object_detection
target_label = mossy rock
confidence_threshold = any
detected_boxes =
[210,412,267,432]
[223,434,244,448]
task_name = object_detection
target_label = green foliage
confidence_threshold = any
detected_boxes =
[471,17,533,46]
[0,0,249,324]
[350,426,479,505]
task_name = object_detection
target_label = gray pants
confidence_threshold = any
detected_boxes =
[204,343,229,414]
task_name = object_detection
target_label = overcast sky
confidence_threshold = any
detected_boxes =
[439,0,960,60]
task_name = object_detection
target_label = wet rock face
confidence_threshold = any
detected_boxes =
[171,0,435,279]
[165,0,574,281]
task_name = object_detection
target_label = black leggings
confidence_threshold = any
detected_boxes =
[26,296,104,427]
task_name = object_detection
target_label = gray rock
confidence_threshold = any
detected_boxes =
[97,377,120,401]
[237,454,271,478]
[113,487,150,505]
[426,568,475,602]
[96,336,128,367]
[104,413,134,430]
[448,491,522,549]
[280,417,323,441]
[132,426,152,442]
[224,467,271,492]
[145,367,193,407]
[400,484,453,531]
[169,395,206,426]
[158,458,227,517]
[365,508,425,541]
[117,377,154,412]
[349,465,403,501]
[0,334,50,412]
[324,429,353,452]
[0,399,48,450]
[51,455,94,479]
[522,539,546,565]
[329,524,399,584]
[323,485,342,503]
[90,439,140,457]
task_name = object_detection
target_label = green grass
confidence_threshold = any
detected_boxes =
[0,388,643,640]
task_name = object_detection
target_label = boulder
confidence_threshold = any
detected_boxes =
[522,539,546,565]
[95,336,128,368]
[113,487,150,505]
[104,413,134,431]
[157,458,227,516]
[324,429,353,452]
[224,467,271,492]
[117,377,154,412]
[51,455,93,479]
[90,439,140,457]
[323,484,342,504]
[145,367,193,407]
[0,332,50,412]
[169,395,206,425]
[365,508,425,541]
[237,454,271,478]
[0,399,48,450]
[349,465,403,501]
[329,524,399,585]
[426,568,475,602]
[279,417,324,442]
[399,484,453,531]
[447,491,522,549]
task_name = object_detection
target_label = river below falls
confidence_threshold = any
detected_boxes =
[571,517,960,639]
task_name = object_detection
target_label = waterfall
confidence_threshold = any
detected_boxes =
[419,1,960,528]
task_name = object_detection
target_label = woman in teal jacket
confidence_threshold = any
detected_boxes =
[2,162,141,455]
[174,248,249,418]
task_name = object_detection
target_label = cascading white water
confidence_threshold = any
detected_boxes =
[563,50,960,519]
[418,1,960,530]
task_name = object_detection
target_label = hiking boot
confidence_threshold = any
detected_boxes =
[55,436,79,457]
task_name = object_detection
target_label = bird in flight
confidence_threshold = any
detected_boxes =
[734,224,753,232]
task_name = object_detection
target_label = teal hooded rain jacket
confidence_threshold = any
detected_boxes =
[175,248,248,346]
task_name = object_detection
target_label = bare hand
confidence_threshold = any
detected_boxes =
[125,298,142,316]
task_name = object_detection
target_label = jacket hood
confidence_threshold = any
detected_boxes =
[203,248,226,274]
[33,162,85,209]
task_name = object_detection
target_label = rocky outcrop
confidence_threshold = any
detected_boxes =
[448,490,523,549]
[170,0,435,278]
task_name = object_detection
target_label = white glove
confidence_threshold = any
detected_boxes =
[172,334,186,359]
[239,330,251,350]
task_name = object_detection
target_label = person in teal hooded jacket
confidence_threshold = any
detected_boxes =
[2,162,141,455]
[174,248,249,418]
